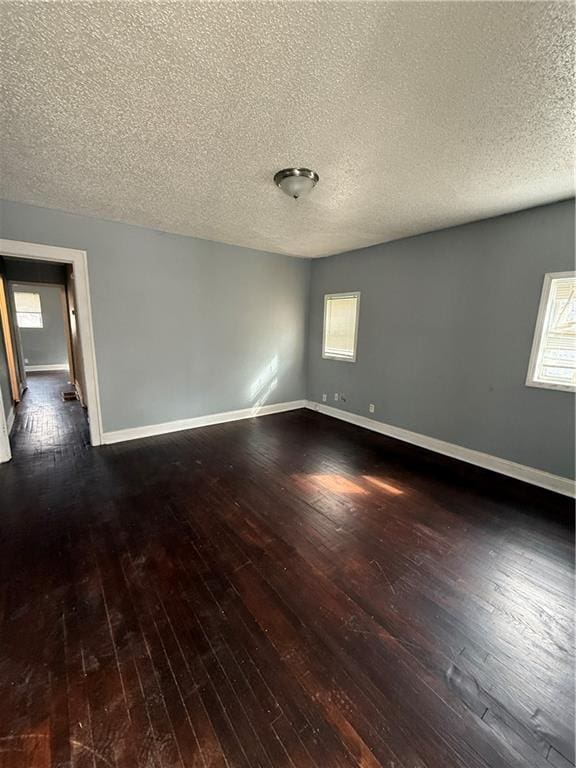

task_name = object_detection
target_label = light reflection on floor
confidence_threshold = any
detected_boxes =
[294,473,404,497]
[362,475,404,496]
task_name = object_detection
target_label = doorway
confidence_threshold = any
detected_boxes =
[12,282,71,376]
[0,239,103,462]
[5,277,88,457]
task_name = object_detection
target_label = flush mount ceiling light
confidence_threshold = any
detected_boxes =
[274,168,319,199]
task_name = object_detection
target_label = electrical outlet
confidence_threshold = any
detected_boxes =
[322,393,327,402]
[334,393,339,402]
[369,403,375,414]
[340,393,347,402]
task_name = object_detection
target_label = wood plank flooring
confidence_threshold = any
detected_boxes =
[0,372,574,768]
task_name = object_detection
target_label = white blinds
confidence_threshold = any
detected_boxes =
[323,294,359,360]
[532,275,576,388]
[14,291,43,328]
[14,291,41,313]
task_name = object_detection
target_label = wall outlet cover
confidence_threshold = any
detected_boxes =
[334,393,339,401]
[322,393,327,402]
[369,404,375,413]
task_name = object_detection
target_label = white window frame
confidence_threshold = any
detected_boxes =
[322,291,361,363]
[526,271,575,393]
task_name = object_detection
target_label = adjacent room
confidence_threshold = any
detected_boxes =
[0,2,574,768]
[0,256,90,459]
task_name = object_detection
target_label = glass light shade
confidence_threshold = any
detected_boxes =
[279,175,316,199]
[274,168,319,199]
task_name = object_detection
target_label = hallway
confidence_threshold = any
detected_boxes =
[9,371,89,461]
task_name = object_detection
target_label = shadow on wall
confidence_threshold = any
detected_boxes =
[247,325,306,415]
[249,355,279,415]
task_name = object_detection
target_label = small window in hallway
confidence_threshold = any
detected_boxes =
[14,290,43,328]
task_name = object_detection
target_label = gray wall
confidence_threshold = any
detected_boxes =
[12,282,68,368]
[1,198,573,479]
[0,200,310,432]
[308,200,575,479]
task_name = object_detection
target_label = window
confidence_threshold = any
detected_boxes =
[527,272,575,392]
[14,291,43,328]
[323,292,360,362]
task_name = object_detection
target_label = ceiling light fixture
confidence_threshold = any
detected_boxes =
[274,168,319,199]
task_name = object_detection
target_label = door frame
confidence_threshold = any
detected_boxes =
[0,239,103,460]
[7,279,73,375]
[59,283,76,384]
[0,274,22,404]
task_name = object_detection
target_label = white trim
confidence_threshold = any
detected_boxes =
[6,407,15,435]
[0,406,13,462]
[306,401,575,498]
[0,416,9,462]
[526,271,576,393]
[0,239,104,458]
[102,399,307,445]
[322,291,361,362]
[25,363,69,372]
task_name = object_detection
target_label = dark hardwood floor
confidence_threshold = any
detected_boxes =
[0,373,573,768]
[7,371,90,461]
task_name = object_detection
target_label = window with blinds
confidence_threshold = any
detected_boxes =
[14,291,44,329]
[322,292,360,361]
[527,272,575,392]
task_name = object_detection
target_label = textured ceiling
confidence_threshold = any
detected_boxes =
[1,1,574,258]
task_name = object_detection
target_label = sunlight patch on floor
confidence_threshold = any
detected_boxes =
[293,472,405,497]
[362,475,404,496]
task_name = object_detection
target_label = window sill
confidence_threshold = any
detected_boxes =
[525,379,575,393]
[322,354,356,363]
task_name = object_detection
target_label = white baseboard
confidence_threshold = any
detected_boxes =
[102,399,307,445]
[25,364,69,372]
[0,407,15,463]
[98,396,573,497]
[307,401,575,498]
